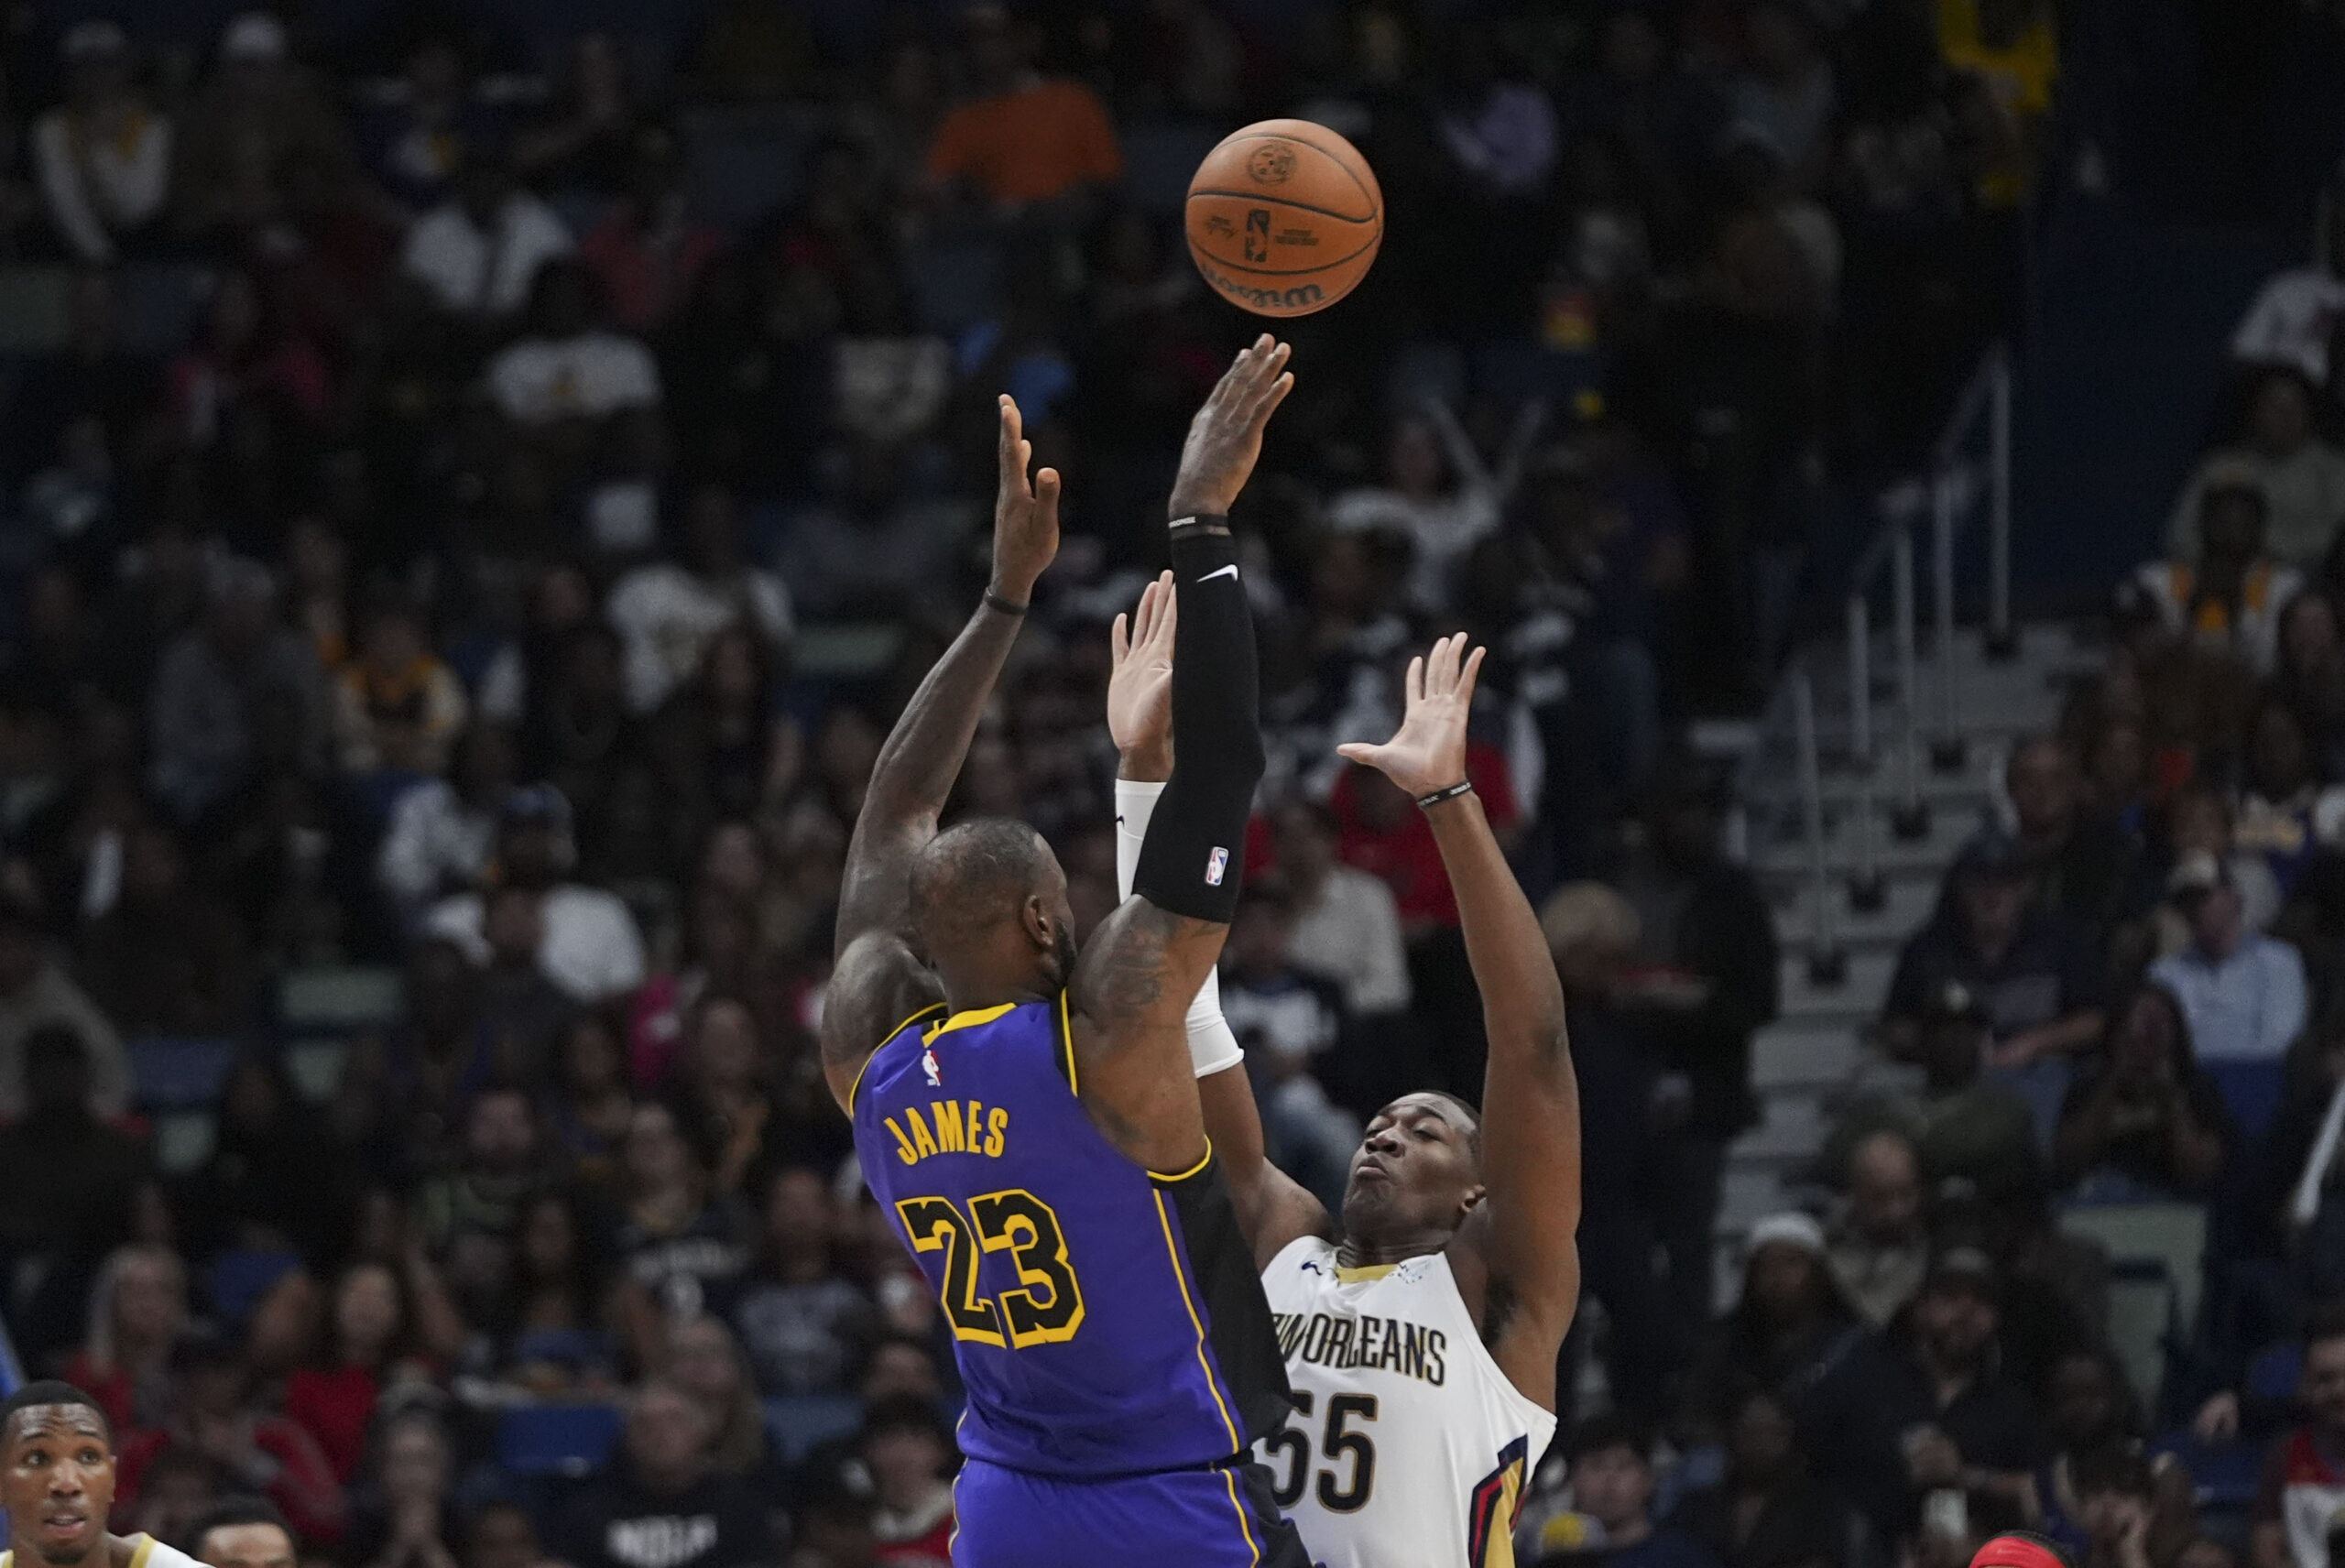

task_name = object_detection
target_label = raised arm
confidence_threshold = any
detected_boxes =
[1066,336,1289,1175]
[1107,572,1331,1262]
[821,396,1059,1107]
[1338,635,1581,1409]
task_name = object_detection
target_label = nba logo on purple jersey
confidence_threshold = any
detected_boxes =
[1205,847,1228,886]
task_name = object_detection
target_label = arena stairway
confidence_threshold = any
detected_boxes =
[1706,618,2105,1305]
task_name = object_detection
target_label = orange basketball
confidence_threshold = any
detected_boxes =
[1185,119,1382,318]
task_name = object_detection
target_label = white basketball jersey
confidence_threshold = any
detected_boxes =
[1256,1236,1556,1568]
[3,1538,208,1568]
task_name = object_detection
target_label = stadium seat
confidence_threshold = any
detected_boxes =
[207,1248,301,1325]
[1118,119,1222,216]
[762,1395,863,1463]
[2205,1062,2285,1142]
[496,1403,625,1477]
[2248,1340,2304,1402]
[126,1036,237,1112]
[909,238,1004,337]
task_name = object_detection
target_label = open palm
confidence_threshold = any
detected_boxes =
[1107,571,1177,762]
[1337,633,1485,800]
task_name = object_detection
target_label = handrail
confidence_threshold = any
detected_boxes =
[1780,340,2012,985]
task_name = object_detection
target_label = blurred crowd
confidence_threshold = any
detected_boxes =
[0,0,2088,1566]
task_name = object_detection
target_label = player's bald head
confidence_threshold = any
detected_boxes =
[911,819,1074,996]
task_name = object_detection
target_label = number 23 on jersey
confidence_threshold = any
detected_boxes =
[896,1189,1087,1348]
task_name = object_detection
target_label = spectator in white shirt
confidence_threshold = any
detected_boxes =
[1270,797,1411,1016]
[34,22,171,264]
[377,724,518,923]
[485,259,660,428]
[2148,855,2307,1065]
[2230,187,2345,387]
[1328,398,1541,613]
[2165,368,2345,567]
[605,484,793,715]
[423,785,645,1004]
[398,150,573,319]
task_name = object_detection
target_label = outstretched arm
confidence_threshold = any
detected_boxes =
[1339,635,1580,1410]
[822,397,1060,1106]
[1067,336,1289,1174]
[1107,572,1331,1263]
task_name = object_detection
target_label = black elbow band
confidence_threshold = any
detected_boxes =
[1132,516,1266,923]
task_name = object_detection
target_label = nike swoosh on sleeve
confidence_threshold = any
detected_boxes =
[1196,563,1239,583]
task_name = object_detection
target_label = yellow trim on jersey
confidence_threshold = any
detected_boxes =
[1478,1460,1526,1568]
[1053,988,1079,1093]
[1334,1262,1399,1283]
[1150,1138,1216,1183]
[1218,1466,1264,1568]
[1151,1190,1247,1457]
[926,1002,1019,1041]
[846,1002,947,1113]
[128,1538,157,1568]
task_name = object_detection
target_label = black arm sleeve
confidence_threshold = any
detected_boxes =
[1132,516,1267,922]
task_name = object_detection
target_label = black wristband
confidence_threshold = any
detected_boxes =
[1416,780,1475,811]
[982,590,1029,617]
[1169,513,1232,537]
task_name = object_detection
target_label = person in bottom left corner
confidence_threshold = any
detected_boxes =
[0,1380,213,1568]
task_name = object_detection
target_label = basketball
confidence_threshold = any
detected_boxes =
[1185,119,1383,318]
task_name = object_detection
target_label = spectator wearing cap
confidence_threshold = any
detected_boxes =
[2165,368,2345,569]
[578,125,727,334]
[1831,981,2044,1203]
[2251,1305,2345,1568]
[2132,478,2302,676]
[1881,829,2110,1148]
[2053,984,2230,1201]
[32,21,170,265]
[1799,1247,2041,1548]
[1685,1213,1863,1425]
[2154,789,2282,959]
[422,785,646,1004]
[1607,753,1780,1363]
[2148,854,2307,1070]
[173,11,362,245]
[1827,1129,1930,1328]
[115,1327,347,1544]
[0,890,127,1120]
[147,556,331,828]
[398,145,573,321]
[1517,1414,1722,1568]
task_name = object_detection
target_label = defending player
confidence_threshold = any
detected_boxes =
[1109,604,1583,1568]
[0,1382,212,1568]
[820,340,1309,1568]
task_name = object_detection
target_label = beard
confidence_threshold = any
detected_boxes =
[1042,922,1079,993]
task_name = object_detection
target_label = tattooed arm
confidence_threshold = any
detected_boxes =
[821,396,1059,1109]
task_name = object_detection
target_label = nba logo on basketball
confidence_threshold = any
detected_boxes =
[1244,210,1270,263]
[1205,847,1228,886]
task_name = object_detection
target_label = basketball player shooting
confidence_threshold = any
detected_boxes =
[0,1382,211,1568]
[1110,602,1582,1568]
[821,338,1311,1568]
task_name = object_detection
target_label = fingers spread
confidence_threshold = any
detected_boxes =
[1457,644,1487,702]
[1405,655,1425,707]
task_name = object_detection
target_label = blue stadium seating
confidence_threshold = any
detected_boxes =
[206,1248,301,1324]
[761,1395,863,1464]
[496,1403,625,1477]
[126,1036,238,1112]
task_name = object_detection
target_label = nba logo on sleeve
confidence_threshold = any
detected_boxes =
[1205,847,1228,887]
